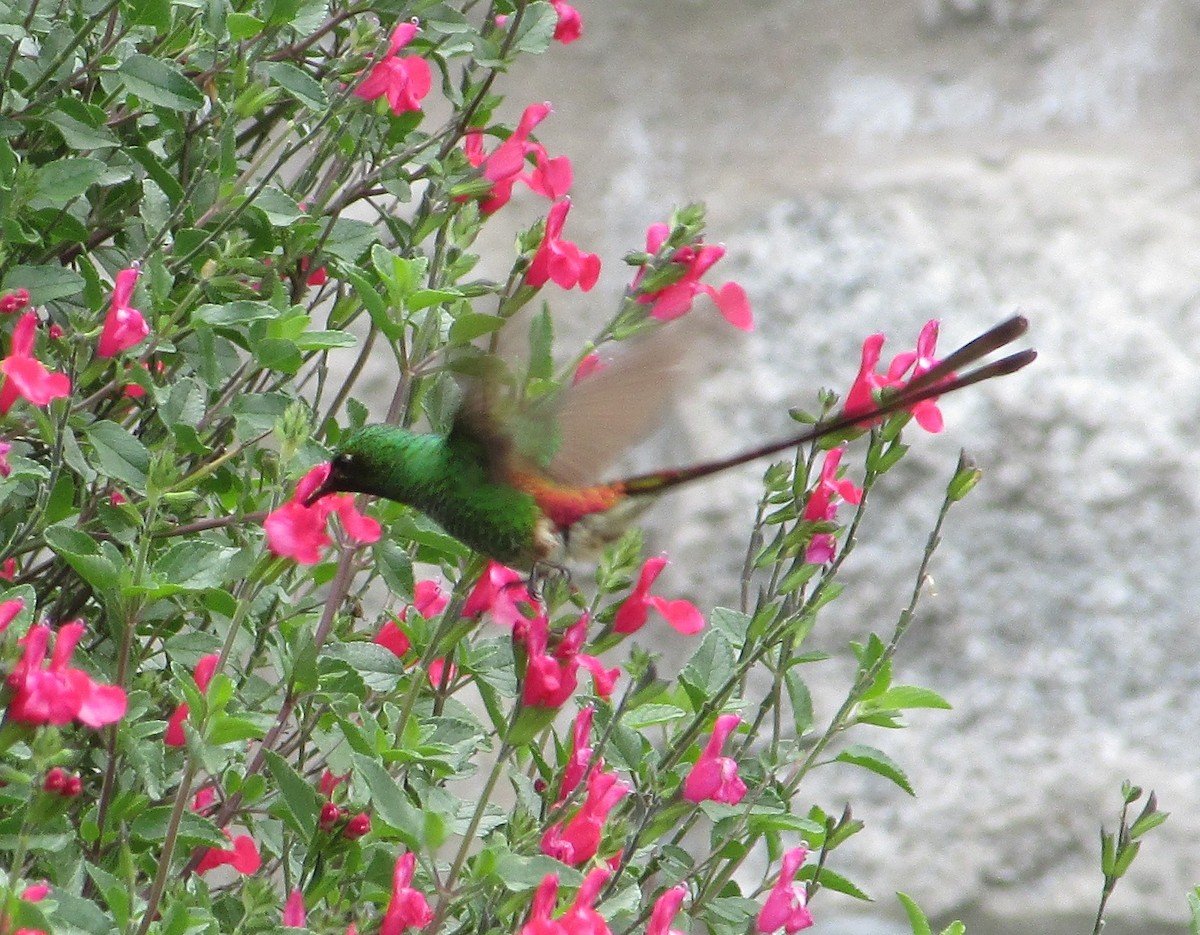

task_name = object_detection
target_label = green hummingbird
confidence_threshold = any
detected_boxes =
[305,317,1034,570]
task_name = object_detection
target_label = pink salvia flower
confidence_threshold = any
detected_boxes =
[319,800,343,831]
[165,654,220,746]
[556,705,595,805]
[635,223,753,331]
[0,598,23,632]
[683,713,747,804]
[885,319,949,432]
[0,288,30,313]
[572,353,605,384]
[525,200,601,291]
[283,889,306,927]
[0,440,10,478]
[464,561,538,628]
[265,463,381,564]
[801,447,862,565]
[0,558,14,580]
[647,886,688,935]
[558,867,612,935]
[520,874,567,935]
[464,103,572,214]
[195,832,261,875]
[374,618,411,658]
[354,22,432,116]
[379,852,433,934]
[6,621,127,728]
[97,266,149,357]
[20,883,49,902]
[756,847,814,933]
[612,556,705,635]
[0,313,71,414]
[550,0,583,43]
[541,768,630,866]
[343,812,371,839]
[522,612,619,708]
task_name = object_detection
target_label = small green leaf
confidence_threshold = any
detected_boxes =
[193,300,280,328]
[448,313,504,345]
[834,744,914,796]
[152,542,240,592]
[228,12,265,37]
[85,420,150,489]
[896,892,933,935]
[869,685,952,711]
[32,157,104,201]
[265,749,320,836]
[2,264,85,302]
[130,808,229,849]
[118,55,205,112]
[813,866,871,901]
[261,61,328,110]
[44,526,124,592]
[43,110,120,150]
[324,643,406,691]
[354,752,422,845]
[294,330,357,350]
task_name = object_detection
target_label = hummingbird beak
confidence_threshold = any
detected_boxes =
[299,462,339,507]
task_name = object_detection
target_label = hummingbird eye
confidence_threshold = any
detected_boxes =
[333,452,354,471]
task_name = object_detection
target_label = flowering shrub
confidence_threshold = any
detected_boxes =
[0,3,1161,935]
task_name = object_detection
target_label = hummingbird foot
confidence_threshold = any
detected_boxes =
[528,561,572,602]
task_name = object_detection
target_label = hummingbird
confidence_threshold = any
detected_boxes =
[305,317,1034,570]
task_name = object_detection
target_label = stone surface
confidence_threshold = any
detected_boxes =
[474,1,1200,931]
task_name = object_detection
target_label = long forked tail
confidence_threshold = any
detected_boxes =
[618,315,1036,496]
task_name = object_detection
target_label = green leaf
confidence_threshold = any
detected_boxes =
[228,12,265,38]
[265,749,320,836]
[681,628,735,699]
[510,2,557,53]
[353,752,422,845]
[1129,809,1169,839]
[324,218,379,262]
[31,156,104,202]
[130,808,229,849]
[151,542,240,592]
[294,330,357,350]
[324,643,406,691]
[622,703,686,730]
[85,420,150,489]
[2,264,85,302]
[835,744,914,796]
[261,61,327,110]
[448,312,504,345]
[869,685,952,711]
[193,300,280,328]
[118,55,205,112]
[813,866,871,901]
[896,892,933,935]
[43,109,119,150]
[44,525,124,592]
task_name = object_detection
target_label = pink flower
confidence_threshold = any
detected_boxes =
[519,874,567,935]
[0,313,71,414]
[612,557,704,635]
[0,597,22,632]
[541,768,629,865]
[354,22,432,116]
[343,812,371,839]
[0,288,30,313]
[0,440,10,477]
[842,321,949,433]
[195,831,261,875]
[556,705,595,805]
[300,256,327,287]
[801,447,862,565]
[463,103,572,214]
[572,353,604,384]
[558,868,612,935]
[648,886,688,935]
[265,463,381,564]
[165,654,220,746]
[379,852,433,934]
[683,713,747,804]
[0,558,15,580]
[20,883,49,902]
[191,788,262,876]
[756,847,813,933]
[634,223,752,331]
[43,766,82,796]
[6,621,127,728]
[521,612,618,708]
[375,618,411,658]
[97,266,149,357]
[319,800,343,831]
[464,561,538,628]
[283,889,306,927]
[526,200,601,291]
[884,319,948,432]
[319,769,350,797]
[549,0,582,43]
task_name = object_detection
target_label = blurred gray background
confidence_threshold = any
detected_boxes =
[407,1,1200,931]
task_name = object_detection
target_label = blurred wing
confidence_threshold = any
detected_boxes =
[543,322,697,485]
